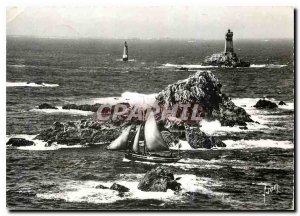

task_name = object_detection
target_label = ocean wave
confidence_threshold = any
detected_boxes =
[223,139,293,149]
[162,63,218,69]
[29,106,93,116]
[232,98,294,110]
[6,82,59,87]
[7,64,27,68]
[200,120,269,136]
[250,64,287,68]
[164,159,223,170]
[6,134,85,151]
[88,91,157,106]
[36,174,221,204]
[162,63,287,69]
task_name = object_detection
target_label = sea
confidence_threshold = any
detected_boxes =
[6,37,294,210]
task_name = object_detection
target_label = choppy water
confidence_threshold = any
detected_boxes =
[6,37,294,210]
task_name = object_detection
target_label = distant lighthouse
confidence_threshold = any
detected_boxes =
[122,41,129,61]
[224,29,234,53]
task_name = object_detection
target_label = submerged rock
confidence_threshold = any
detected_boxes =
[95,184,109,189]
[254,99,278,109]
[38,103,58,109]
[156,71,252,126]
[62,103,102,112]
[278,101,287,106]
[110,183,130,192]
[6,138,34,147]
[239,126,248,130]
[138,167,181,192]
[185,127,226,149]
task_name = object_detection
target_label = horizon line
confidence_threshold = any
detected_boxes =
[6,35,294,41]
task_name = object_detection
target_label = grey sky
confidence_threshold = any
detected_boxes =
[7,7,294,39]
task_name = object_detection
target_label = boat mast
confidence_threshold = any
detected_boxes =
[143,124,146,155]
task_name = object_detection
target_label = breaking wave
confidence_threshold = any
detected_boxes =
[161,63,287,69]
[232,98,294,111]
[162,63,218,69]
[6,134,85,151]
[36,174,222,204]
[249,64,288,68]
[223,139,293,149]
[87,91,157,106]
[29,106,93,116]
[200,120,269,136]
[6,82,59,87]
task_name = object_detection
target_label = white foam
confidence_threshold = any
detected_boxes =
[170,140,195,150]
[7,64,26,68]
[200,120,269,136]
[29,106,93,116]
[6,82,59,87]
[36,174,221,204]
[223,139,294,149]
[231,98,294,124]
[162,63,287,69]
[250,64,287,68]
[162,63,218,69]
[116,59,136,62]
[6,134,85,151]
[90,91,157,106]
[164,158,223,170]
[232,98,294,111]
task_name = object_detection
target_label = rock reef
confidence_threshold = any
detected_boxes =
[156,71,253,126]
[138,166,181,192]
[6,138,34,147]
[9,70,254,149]
[38,103,58,110]
[203,52,250,68]
[34,120,122,146]
[254,99,278,109]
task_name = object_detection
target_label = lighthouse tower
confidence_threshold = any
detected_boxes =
[224,29,234,53]
[122,41,129,61]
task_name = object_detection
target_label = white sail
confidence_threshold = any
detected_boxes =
[132,125,141,153]
[107,125,132,150]
[144,111,169,152]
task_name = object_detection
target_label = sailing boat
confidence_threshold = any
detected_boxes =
[122,41,129,61]
[107,111,182,163]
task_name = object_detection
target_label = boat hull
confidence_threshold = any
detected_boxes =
[125,153,181,163]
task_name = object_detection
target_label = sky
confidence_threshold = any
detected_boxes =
[6,7,294,39]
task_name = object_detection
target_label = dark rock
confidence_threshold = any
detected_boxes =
[62,103,102,112]
[156,71,252,127]
[34,119,122,145]
[178,67,189,71]
[62,104,79,110]
[278,101,287,106]
[203,52,250,68]
[185,127,226,149]
[6,138,34,147]
[161,131,175,146]
[254,99,278,109]
[95,184,109,189]
[239,126,248,130]
[53,121,64,130]
[38,103,58,109]
[138,166,181,192]
[110,183,130,192]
